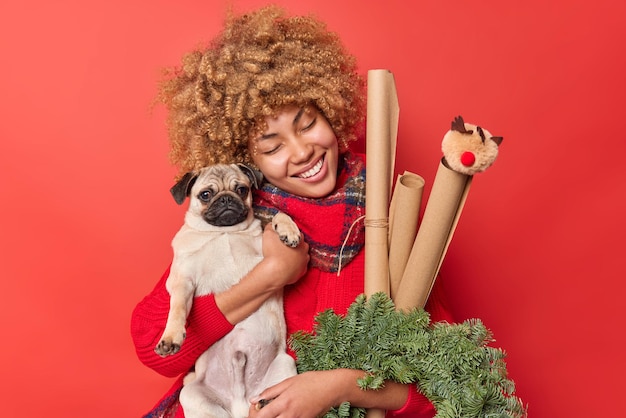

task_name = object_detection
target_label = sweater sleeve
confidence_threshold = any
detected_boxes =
[386,384,436,418]
[130,265,234,378]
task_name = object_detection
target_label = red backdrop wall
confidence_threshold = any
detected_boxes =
[2,0,624,416]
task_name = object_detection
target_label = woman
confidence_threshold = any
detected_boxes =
[131,6,453,418]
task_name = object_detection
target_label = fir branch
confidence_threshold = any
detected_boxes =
[288,292,527,418]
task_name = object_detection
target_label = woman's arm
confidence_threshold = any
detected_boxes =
[131,224,310,377]
[248,369,435,418]
[216,224,310,324]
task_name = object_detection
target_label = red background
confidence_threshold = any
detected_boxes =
[1,0,625,416]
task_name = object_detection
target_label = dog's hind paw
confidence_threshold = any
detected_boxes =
[279,234,300,248]
[272,212,301,248]
[155,337,183,357]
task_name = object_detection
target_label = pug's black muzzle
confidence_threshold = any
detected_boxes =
[203,195,249,227]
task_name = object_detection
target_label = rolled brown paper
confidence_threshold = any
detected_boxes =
[363,69,398,418]
[364,69,399,297]
[393,159,472,311]
[388,171,425,300]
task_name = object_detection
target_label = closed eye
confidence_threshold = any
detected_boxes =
[301,117,316,132]
[261,143,282,155]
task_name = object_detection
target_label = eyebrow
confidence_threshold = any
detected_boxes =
[292,107,306,125]
[259,107,307,140]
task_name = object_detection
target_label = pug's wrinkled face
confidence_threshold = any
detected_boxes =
[171,164,260,227]
[192,165,253,227]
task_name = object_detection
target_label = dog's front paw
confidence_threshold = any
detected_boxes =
[155,333,186,357]
[272,212,301,248]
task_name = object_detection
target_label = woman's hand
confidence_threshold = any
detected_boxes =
[261,222,309,287]
[248,369,409,418]
[248,371,341,418]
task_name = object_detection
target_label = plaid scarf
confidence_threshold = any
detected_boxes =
[254,152,366,273]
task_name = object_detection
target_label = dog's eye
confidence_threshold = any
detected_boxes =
[198,190,213,202]
[235,185,249,198]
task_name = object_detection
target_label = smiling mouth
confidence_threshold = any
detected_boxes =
[297,157,324,179]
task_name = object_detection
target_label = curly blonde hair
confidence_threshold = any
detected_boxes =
[158,5,365,178]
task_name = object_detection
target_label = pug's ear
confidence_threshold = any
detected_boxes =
[170,172,198,205]
[236,164,264,189]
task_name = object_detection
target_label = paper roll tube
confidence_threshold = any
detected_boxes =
[388,172,425,300]
[364,69,399,296]
[393,160,472,311]
[363,70,398,418]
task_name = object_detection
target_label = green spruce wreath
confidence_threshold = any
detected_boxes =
[289,292,527,418]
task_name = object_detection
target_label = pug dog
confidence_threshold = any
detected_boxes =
[155,163,300,418]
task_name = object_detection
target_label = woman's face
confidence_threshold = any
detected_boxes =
[249,105,339,198]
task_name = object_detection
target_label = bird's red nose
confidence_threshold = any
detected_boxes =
[461,151,476,167]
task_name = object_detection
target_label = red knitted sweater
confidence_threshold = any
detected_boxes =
[131,254,453,418]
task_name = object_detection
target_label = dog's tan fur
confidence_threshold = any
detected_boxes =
[155,164,299,418]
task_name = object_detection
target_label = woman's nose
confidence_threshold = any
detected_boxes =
[288,138,314,163]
